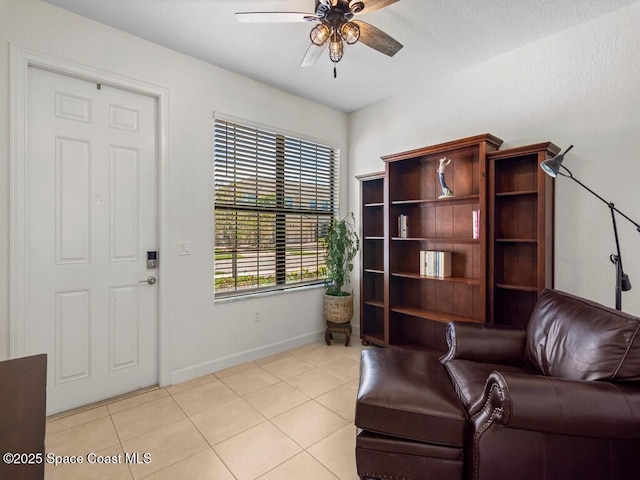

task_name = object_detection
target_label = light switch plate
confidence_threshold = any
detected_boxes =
[178,241,191,255]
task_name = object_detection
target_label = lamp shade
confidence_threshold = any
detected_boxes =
[540,144,573,177]
[329,33,343,63]
[310,23,331,46]
[341,22,360,44]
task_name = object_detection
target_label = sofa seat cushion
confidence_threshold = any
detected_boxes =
[356,348,467,447]
[444,359,532,413]
[525,289,640,381]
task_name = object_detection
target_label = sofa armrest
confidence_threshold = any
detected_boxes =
[474,371,640,439]
[440,321,526,366]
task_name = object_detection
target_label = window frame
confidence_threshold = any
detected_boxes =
[213,115,340,300]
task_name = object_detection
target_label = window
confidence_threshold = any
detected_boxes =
[213,117,339,299]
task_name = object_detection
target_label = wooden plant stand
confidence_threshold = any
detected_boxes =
[325,321,352,346]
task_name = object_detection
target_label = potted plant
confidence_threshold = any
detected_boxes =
[324,212,360,324]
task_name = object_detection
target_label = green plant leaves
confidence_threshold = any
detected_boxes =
[324,212,360,296]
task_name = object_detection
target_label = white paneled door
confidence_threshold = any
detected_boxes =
[26,67,158,415]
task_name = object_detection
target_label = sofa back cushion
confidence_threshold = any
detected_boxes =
[525,289,640,381]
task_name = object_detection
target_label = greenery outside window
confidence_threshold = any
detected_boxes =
[214,117,340,299]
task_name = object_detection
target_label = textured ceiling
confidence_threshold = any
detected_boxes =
[44,0,638,113]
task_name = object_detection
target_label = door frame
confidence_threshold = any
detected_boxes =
[9,45,170,388]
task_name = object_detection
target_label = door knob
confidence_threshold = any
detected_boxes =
[140,276,157,285]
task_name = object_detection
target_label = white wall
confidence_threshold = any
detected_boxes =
[2,0,638,386]
[348,2,640,318]
[0,0,349,382]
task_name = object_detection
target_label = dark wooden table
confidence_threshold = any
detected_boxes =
[0,354,47,480]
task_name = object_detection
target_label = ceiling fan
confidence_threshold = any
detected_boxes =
[236,0,403,77]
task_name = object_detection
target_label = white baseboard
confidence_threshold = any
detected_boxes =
[351,321,360,338]
[169,329,325,386]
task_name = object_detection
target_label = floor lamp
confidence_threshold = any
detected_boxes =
[540,145,640,311]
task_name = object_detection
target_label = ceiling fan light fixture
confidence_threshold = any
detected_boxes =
[310,23,331,46]
[236,0,403,78]
[340,21,360,44]
[329,36,344,63]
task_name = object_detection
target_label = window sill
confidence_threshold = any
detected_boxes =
[214,282,326,305]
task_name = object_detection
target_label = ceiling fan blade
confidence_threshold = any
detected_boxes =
[353,20,403,57]
[301,43,328,67]
[236,12,318,23]
[355,0,400,15]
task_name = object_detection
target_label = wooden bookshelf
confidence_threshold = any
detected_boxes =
[357,136,556,352]
[487,142,558,327]
[357,172,386,347]
[383,134,502,351]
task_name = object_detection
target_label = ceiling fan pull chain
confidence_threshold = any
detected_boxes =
[334,64,337,78]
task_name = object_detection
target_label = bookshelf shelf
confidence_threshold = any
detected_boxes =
[364,300,385,309]
[390,306,482,324]
[392,237,480,244]
[364,335,386,347]
[495,238,537,243]
[391,272,480,286]
[364,268,384,275]
[495,190,537,197]
[495,283,538,292]
[391,194,480,206]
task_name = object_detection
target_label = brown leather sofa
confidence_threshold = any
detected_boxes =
[355,289,640,480]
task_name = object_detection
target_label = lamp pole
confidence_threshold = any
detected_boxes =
[609,206,624,311]
[540,146,639,311]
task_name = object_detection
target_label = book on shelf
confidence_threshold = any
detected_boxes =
[398,214,408,238]
[472,210,480,239]
[420,250,452,278]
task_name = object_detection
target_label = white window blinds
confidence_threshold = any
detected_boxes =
[214,118,339,298]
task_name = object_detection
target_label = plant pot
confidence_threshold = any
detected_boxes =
[324,293,354,324]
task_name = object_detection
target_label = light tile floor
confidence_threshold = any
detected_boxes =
[45,341,367,480]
